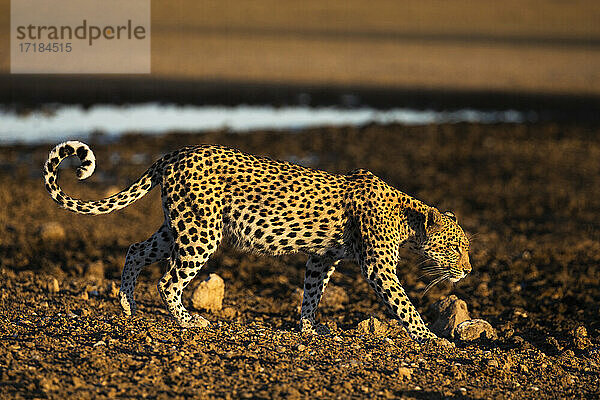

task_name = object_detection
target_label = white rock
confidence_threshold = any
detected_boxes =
[40,222,66,242]
[87,260,105,279]
[192,274,225,312]
[47,277,60,294]
[456,319,498,341]
[430,295,471,338]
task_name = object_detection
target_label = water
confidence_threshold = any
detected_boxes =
[0,103,530,144]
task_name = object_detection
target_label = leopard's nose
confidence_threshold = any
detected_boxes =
[461,257,472,275]
[463,263,472,275]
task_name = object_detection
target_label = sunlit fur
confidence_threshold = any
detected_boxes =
[44,141,473,343]
[417,212,471,292]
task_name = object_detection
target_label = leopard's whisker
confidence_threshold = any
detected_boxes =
[417,258,436,267]
[418,270,447,280]
[421,264,444,270]
[420,269,446,277]
[422,274,449,295]
[421,265,446,272]
[466,232,480,243]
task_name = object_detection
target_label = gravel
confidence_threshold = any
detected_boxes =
[1,123,599,398]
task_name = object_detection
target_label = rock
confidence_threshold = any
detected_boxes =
[47,277,60,294]
[512,308,528,318]
[430,296,496,341]
[357,316,387,335]
[221,306,237,319]
[571,326,592,350]
[455,319,497,341]
[546,336,563,353]
[512,335,525,347]
[39,222,66,242]
[474,282,490,297]
[107,281,119,298]
[192,274,225,312]
[320,285,349,311]
[397,367,412,380]
[502,360,514,371]
[38,377,56,392]
[87,260,105,279]
[562,374,575,386]
[498,322,515,339]
[71,376,85,388]
[430,295,471,338]
[561,349,575,358]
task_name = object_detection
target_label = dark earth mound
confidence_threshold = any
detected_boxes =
[1,123,599,398]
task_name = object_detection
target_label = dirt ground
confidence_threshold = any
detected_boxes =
[0,123,599,399]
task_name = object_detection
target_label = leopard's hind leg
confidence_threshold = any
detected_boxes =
[157,192,223,328]
[300,255,341,334]
[119,223,172,316]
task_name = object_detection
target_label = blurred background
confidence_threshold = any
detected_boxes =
[0,0,599,118]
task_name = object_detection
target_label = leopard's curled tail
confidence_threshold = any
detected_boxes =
[43,141,158,215]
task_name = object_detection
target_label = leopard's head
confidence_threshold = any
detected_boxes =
[418,207,471,285]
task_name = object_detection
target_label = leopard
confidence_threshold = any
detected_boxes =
[43,140,471,343]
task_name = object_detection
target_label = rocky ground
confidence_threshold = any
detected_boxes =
[1,123,599,399]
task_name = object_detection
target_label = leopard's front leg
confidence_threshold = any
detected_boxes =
[348,184,439,343]
[364,264,437,342]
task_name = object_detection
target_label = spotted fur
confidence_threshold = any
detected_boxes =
[43,141,471,342]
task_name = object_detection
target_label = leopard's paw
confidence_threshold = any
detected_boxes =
[300,318,315,334]
[420,334,455,348]
[119,291,136,316]
[300,318,330,335]
[180,314,211,329]
[412,330,440,344]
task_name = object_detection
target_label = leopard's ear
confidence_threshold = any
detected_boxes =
[444,211,457,221]
[425,207,443,231]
